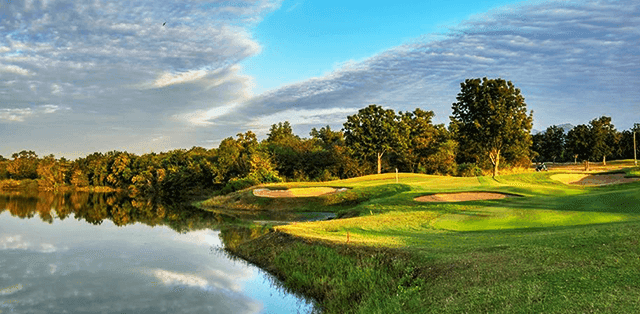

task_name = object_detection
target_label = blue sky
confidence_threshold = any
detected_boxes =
[1,0,639,159]
[243,0,521,93]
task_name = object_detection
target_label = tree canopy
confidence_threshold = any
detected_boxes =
[450,78,533,177]
[589,116,619,165]
[343,105,401,174]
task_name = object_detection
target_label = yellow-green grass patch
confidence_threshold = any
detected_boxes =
[550,173,590,184]
[276,211,441,247]
[430,208,633,231]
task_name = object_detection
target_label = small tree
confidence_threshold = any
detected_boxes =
[450,78,533,177]
[343,105,401,174]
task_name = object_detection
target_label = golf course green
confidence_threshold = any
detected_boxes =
[202,161,640,314]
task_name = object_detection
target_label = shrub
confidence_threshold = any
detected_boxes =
[456,163,483,177]
[220,177,259,194]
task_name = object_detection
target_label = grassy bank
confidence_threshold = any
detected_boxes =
[212,162,640,313]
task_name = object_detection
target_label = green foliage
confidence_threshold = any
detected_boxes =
[451,78,533,177]
[220,177,260,194]
[214,131,258,182]
[393,109,456,175]
[533,125,566,162]
[7,150,39,180]
[566,124,591,162]
[565,117,623,164]
[616,130,637,160]
[456,163,483,177]
[589,116,619,164]
[36,154,69,190]
[344,105,402,174]
[247,151,282,183]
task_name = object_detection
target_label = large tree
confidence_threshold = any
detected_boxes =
[450,78,533,177]
[343,104,400,174]
[565,124,591,164]
[588,116,619,165]
[395,108,437,173]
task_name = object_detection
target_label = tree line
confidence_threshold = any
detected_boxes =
[532,116,639,165]
[1,77,637,196]
[0,191,239,231]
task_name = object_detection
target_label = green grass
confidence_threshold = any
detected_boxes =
[623,166,640,178]
[217,166,640,314]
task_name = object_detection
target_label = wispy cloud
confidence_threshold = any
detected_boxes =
[0,105,64,122]
[0,234,62,253]
[0,0,280,156]
[1,0,639,158]
[222,0,640,132]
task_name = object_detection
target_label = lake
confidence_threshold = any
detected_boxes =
[0,192,319,314]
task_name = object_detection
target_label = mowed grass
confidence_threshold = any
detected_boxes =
[226,162,640,313]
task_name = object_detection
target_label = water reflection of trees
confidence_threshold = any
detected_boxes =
[0,191,242,233]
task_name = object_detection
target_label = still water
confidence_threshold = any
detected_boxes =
[0,192,318,314]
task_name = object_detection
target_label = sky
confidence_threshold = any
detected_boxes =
[1,0,639,159]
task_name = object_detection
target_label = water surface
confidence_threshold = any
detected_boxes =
[0,192,317,314]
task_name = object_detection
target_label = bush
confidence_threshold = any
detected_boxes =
[456,163,483,177]
[220,177,259,194]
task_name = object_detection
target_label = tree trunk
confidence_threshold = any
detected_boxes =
[377,152,383,174]
[489,149,500,178]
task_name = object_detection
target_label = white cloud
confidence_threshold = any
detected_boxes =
[50,83,62,95]
[0,108,34,122]
[1,0,639,157]
[150,70,208,88]
[171,229,222,247]
[228,0,640,133]
[146,267,249,293]
[0,0,279,156]
[175,103,240,126]
[41,104,61,114]
[0,283,24,296]
[247,107,358,131]
[152,269,210,289]
[0,105,65,122]
[0,234,61,253]
[0,63,31,76]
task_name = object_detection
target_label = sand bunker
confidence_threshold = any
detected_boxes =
[551,173,640,186]
[415,192,516,202]
[253,187,348,198]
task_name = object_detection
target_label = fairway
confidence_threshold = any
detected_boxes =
[225,164,640,314]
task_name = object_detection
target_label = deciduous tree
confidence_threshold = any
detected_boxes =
[343,105,401,174]
[566,124,591,164]
[450,78,533,177]
[588,116,619,165]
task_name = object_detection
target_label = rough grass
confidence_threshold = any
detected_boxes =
[221,162,640,314]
